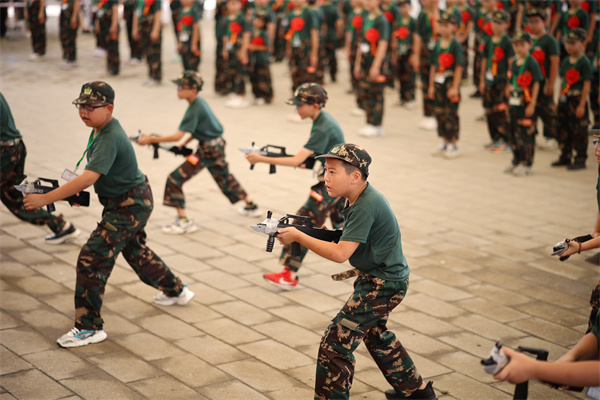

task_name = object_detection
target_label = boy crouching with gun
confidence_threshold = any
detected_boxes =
[275,144,438,400]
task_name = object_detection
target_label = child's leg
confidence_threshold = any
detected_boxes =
[365,80,385,127]
[326,40,338,82]
[485,80,509,143]
[419,47,433,117]
[103,12,119,75]
[461,39,469,81]
[142,18,162,81]
[433,82,445,139]
[571,98,589,165]
[473,38,482,88]
[349,43,358,91]
[28,1,46,55]
[507,108,519,166]
[536,86,558,141]
[592,72,599,130]
[519,115,537,166]
[201,138,248,204]
[163,151,206,210]
[254,61,273,102]
[399,53,415,102]
[556,99,572,163]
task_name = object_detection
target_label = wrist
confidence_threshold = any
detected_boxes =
[578,241,582,254]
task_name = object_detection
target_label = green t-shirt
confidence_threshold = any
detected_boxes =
[530,33,560,79]
[177,6,200,40]
[359,12,390,65]
[85,118,145,198]
[250,27,270,65]
[559,55,592,94]
[347,8,367,44]
[303,110,345,167]
[483,35,515,85]
[320,2,340,42]
[394,15,415,54]
[510,56,544,101]
[289,7,318,45]
[430,37,464,75]
[381,4,400,31]
[179,97,223,141]
[340,183,409,281]
[136,0,160,19]
[225,13,248,51]
[557,8,590,40]
[0,93,22,140]
[416,9,443,49]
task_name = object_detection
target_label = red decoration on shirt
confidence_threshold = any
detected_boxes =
[567,16,580,29]
[477,16,484,29]
[497,1,504,9]
[517,70,533,102]
[561,68,580,96]
[178,15,193,31]
[384,11,393,22]
[461,10,471,24]
[396,26,410,40]
[493,47,505,61]
[229,21,242,44]
[285,16,305,40]
[143,0,153,15]
[531,48,546,76]
[581,1,591,12]
[351,15,363,32]
[365,27,380,56]
[251,36,265,46]
[438,52,455,72]
[483,21,493,36]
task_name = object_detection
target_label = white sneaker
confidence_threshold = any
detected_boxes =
[512,165,532,176]
[93,48,106,57]
[28,53,44,62]
[419,117,437,131]
[444,144,460,159]
[154,285,195,306]
[57,327,107,348]
[237,202,262,217]
[358,124,384,137]
[171,54,182,62]
[537,137,558,151]
[143,79,161,87]
[431,142,447,157]
[225,95,250,109]
[127,57,142,65]
[351,108,366,117]
[162,217,199,234]
[254,98,266,106]
[60,61,77,69]
[45,223,81,244]
[405,100,416,110]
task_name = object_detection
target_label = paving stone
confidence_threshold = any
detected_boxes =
[191,270,252,291]
[409,279,474,302]
[515,301,589,327]
[238,339,314,370]
[135,314,203,341]
[182,282,235,305]
[268,305,332,331]
[0,262,35,280]
[0,327,56,356]
[23,349,96,380]
[112,332,186,361]
[176,335,249,365]
[153,354,230,387]
[431,351,494,383]
[0,234,26,249]
[465,284,533,307]
[0,310,21,330]
[103,294,162,321]
[438,332,499,359]
[61,370,147,399]
[454,298,529,323]
[196,317,266,345]
[394,329,454,356]
[390,310,462,337]
[1,369,73,400]
[28,261,76,284]
[205,255,263,275]
[86,351,164,383]
[280,287,345,313]
[18,308,74,338]
[449,314,527,342]
[7,247,55,265]
[210,300,275,326]
[228,286,292,309]
[432,372,512,400]
[0,346,32,376]
[218,359,301,392]
[197,380,270,400]
[508,317,585,347]
[411,266,480,287]
[253,320,323,348]
[401,293,466,319]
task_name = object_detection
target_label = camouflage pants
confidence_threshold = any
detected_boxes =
[419,46,433,117]
[592,71,599,130]
[315,276,422,400]
[223,50,246,95]
[123,1,143,60]
[98,11,119,75]
[460,38,469,81]
[249,60,273,103]
[140,17,162,81]
[280,180,344,272]
[290,43,317,92]
[508,106,537,167]
[273,17,286,61]
[75,178,183,330]
[348,43,358,92]
[473,38,483,88]
[180,40,201,71]
[483,79,509,143]
[321,39,338,82]
[587,281,600,334]
[357,78,385,126]
[433,80,460,141]
[557,96,589,164]
[395,53,415,102]
[163,137,247,209]
[27,1,46,55]
[214,42,228,94]
[535,83,558,140]
[59,12,77,61]
[1,141,65,234]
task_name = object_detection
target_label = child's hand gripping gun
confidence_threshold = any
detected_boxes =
[130,130,194,159]
[15,177,90,213]
[239,142,316,173]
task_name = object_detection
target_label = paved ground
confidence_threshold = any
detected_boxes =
[1,11,598,400]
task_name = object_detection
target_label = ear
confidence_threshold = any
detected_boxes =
[351,169,362,184]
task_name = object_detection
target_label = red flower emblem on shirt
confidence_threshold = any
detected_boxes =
[581,1,591,12]
[178,14,193,31]
[531,48,546,73]
[483,21,493,36]
[251,36,265,46]
[461,10,471,24]
[438,53,455,69]
[351,15,363,31]
[290,17,305,32]
[497,1,504,9]
[365,27,380,56]
[384,11,393,22]
[567,16,580,29]
[230,21,243,34]
[516,70,533,88]
[477,16,484,29]
[396,26,410,40]
[493,47,505,62]
[565,68,580,85]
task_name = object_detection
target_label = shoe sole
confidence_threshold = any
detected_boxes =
[263,276,298,291]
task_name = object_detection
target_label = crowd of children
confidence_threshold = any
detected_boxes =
[15,0,600,171]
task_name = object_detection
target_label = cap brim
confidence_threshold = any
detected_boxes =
[72,96,110,105]
[314,154,346,161]
[286,97,303,106]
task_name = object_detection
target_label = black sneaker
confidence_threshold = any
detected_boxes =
[385,381,438,400]
[45,223,80,245]
[567,161,586,170]
[238,202,262,217]
[551,159,571,167]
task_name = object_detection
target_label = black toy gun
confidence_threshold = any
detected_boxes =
[481,342,583,400]
[15,176,90,213]
[239,142,316,174]
[551,234,593,261]
[130,130,194,159]
[251,211,342,257]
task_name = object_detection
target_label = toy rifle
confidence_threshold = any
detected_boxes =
[239,142,316,174]
[251,211,342,257]
[481,342,583,400]
[130,130,194,159]
[551,234,594,261]
[15,176,90,213]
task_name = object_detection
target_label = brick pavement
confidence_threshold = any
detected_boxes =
[0,11,597,400]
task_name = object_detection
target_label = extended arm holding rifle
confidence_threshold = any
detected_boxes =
[16,176,90,213]
[242,144,316,173]
[131,130,194,159]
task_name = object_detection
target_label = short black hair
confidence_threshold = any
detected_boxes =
[342,161,367,181]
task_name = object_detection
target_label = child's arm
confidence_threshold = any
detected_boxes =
[39,0,45,22]
[559,235,600,257]
[267,21,276,54]
[310,27,319,69]
[239,30,250,65]
[546,54,559,96]
[72,0,80,28]
[150,8,161,41]
[192,21,200,54]
[368,39,388,80]
[575,80,590,118]
[245,147,314,167]
[354,43,362,79]
[479,57,488,94]
[494,346,600,387]
[277,228,360,263]
[132,9,139,40]
[410,32,421,71]
[427,63,435,99]
[448,64,462,99]
[514,3,524,32]
[137,130,188,145]
[110,3,118,37]
[525,81,539,117]
[593,211,600,238]
[557,329,600,363]
[23,170,100,210]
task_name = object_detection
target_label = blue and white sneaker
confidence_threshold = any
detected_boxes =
[57,327,107,348]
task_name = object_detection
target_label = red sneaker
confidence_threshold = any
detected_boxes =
[263,268,298,290]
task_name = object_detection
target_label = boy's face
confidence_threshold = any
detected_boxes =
[569,0,582,7]
[565,39,583,55]
[295,102,320,119]
[513,40,531,57]
[399,4,410,15]
[180,0,193,7]
[78,103,113,128]
[363,0,380,12]
[438,21,455,36]
[527,16,545,34]
[227,0,241,13]
[323,158,357,198]
[177,85,197,99]
[253,17,266,29]
[491,20,507,35]
[254,0,268,7]
[291,0,305,9]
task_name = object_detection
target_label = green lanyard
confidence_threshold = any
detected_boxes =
[75,127,103,172]
[364,12,378,33]
[512,55,530,90]
[488,35,505,64]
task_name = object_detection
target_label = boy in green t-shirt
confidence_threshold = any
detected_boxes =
[223,0,251,108]
[176,0,201,71]
[23,82,194,348]
[137,71,262,234]
[429,11,464,159]
[245,83,345,289]
[275,144,437,400]
[506,30,543,176]
[554,28,592,170]
[479,10,514,152]
[96,0,119,76]
[391,0,416,108]
[248,11,274,104]
[132,0,162,86]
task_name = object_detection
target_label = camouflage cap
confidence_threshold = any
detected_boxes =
[72,81,115,105]
[397,0,410,5]
[172,70,204,90]
[526,8,547,20]
[315,143,372,177]
[286,83,328,106]
[565,28,586,42]
[438,11,458,25]
[491,10,511,23]
[512,30,532,43]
